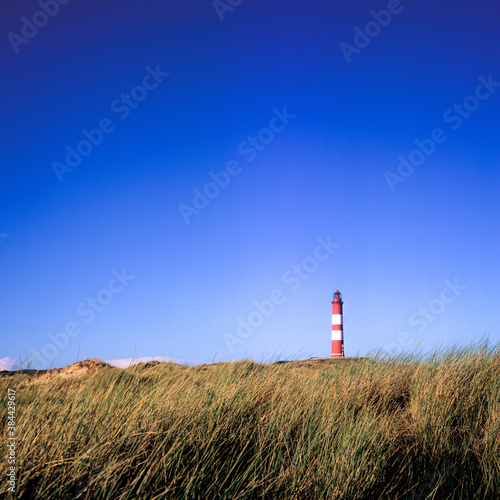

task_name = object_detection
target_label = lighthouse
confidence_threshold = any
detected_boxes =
[331,289,344,358]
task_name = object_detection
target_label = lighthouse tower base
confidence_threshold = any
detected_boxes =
[331,340,344,358]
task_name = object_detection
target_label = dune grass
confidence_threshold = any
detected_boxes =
[1,342,499,499]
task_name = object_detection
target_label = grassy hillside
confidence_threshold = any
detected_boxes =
[1,343,499,499]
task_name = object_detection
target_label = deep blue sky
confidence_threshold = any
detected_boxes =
[1,0,499,369]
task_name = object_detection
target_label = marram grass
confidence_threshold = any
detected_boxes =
[1,343,499,499]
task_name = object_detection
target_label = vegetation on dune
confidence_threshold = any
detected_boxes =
[1,342,499,499]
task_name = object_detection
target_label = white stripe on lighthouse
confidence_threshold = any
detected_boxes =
[332,314,342,325]
[332,330,343,341]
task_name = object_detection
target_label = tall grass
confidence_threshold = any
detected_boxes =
[1,343,499,499]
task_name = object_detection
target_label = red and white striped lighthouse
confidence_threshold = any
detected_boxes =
[331,290,344,358]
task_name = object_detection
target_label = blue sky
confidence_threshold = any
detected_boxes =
[1,0,499,370]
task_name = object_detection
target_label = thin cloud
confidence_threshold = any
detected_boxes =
[0,357,18,371]
[105,356,200,368]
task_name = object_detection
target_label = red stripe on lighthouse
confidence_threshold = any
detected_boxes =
[331,289,344,358]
